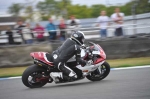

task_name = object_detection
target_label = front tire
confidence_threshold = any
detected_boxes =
[86,61,110,81]
[22,65,48,88]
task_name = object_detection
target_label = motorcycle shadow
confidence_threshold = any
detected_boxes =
[41,79,111,89]
[22,80,112,91]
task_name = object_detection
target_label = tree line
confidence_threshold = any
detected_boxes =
[8,0,150,20]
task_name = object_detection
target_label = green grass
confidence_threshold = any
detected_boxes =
[107,57,150,68]
[0,67,27,78]
[0,57,150,78]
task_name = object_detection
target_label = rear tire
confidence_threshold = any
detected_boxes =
[86,61,110,81]
[22,65,48,88]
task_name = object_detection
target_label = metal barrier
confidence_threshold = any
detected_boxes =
[0,20,150,44]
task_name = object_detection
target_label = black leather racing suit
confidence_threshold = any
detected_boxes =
[52,38,86,77]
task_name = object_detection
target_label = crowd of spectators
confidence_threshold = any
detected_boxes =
[5,15,80,45]
[4,7,124,45]
[96,7,124,38]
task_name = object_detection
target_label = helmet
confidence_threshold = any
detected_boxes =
[71,31,85,45]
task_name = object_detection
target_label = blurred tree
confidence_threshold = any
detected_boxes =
[106,6,116,16]
[8,3,24,16]
[67,4,92,18]
[36,0,71,20]
[36,0,59,17]
[41,15,50,21]
[24,6,33,21]
[136,0,150,14]
[56,0,71,19]
[35,0,150,20]
[91,4,107,17]
[120,2,133,16]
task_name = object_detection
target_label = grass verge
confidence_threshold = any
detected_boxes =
[0,57,150,78]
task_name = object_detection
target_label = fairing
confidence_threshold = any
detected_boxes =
[30,52,54,66]
[89,42,106,64]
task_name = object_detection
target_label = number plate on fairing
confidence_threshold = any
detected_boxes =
[92,51,100,55]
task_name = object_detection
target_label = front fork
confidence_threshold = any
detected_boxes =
[98,65,102,74]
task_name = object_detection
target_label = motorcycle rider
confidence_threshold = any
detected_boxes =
[52,31,86,81]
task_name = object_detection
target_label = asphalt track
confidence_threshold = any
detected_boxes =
[0,67,150,99]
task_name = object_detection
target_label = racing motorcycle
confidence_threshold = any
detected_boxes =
[22,42,110,88]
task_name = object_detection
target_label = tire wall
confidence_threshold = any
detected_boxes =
[0,44,52,67]
[89,37,150,59]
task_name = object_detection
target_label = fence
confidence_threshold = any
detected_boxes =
[0,15,150,44]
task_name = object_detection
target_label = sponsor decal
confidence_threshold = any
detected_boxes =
[74,33,78,37]
[53,54,58,59]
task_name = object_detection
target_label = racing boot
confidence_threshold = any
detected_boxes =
[68,72,78,81]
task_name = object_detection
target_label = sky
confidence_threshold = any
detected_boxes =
[0,0,131,14]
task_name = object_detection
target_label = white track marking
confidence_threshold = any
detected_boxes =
[0,65,150,81]
[111,65,150,70]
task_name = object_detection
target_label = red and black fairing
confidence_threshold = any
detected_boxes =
[30,52,54,67]
[84,43,106,65]
[93,44,106,64]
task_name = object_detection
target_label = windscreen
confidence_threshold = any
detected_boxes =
[93,44,100,51]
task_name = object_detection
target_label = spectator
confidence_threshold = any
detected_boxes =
[67,15,80,27]
[34,23,45,42]
[6,27,14,44]
[67,15,81,36]
[46,18,57,40]
[22,23,33,44]
[14,20,26,43]
[58,19,66,41]
[96,10,110,38]
[111,7,124,36]
[26,23,34,38]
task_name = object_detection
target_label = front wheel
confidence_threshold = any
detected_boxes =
[22,65,49,88]
[86,61,110,81]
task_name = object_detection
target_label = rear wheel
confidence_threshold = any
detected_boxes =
[86,61,110,81]
[22,65,49,88]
